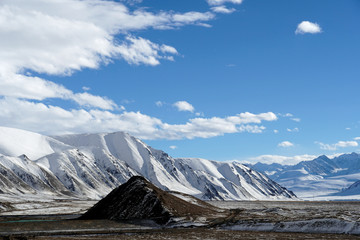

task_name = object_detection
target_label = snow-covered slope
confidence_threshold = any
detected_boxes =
[250,153,360,199]
[0,127,296,200]
[334,180,360,197]
[0,127,69,160]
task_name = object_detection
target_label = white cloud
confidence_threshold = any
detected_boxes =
[0,72,71,100]
[207,0,243,6]
[0,98,277,140]
[316,140,358,151]
[243,154,317,165]
[278,141,294,148]
[354,137,360,141]
[172,12,214,25]
[227,112,277,124]
[295,21,322,35]
[169,145,177,150]
[0,0,216,110]
[211,6,235,14]
[72,93,117,110]
[116,36,178,66]
[82,86,91,91]
[0,0,278,141]
[273,129,279,134]
[155,101,164,107]
[279,113,300,122]
[173,101,195,112]
[0,72,117,110]
[287,127,299,132]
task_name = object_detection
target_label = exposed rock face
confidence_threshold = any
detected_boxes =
[80,176,225,224]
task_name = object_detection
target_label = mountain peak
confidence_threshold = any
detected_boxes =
[0,126,297,201]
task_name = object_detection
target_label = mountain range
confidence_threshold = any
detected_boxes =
[0,127,296,201]
[250,153,360,199]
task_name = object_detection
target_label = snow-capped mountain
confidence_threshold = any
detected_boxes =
[250,153,360,199]
[0,127,296,200]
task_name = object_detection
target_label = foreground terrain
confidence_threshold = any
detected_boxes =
[1,200,359,239]
[2,227,360,240]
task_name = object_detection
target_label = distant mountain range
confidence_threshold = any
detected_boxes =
[250,153,360,199]
[0,127,296,201]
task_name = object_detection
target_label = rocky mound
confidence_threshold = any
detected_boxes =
[80,176,226,224]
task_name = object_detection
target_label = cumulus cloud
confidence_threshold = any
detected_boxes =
[316,140,358,151]
[354,137,360,141]
[0,98,277,140]
[278,141,294,148]
[207,0,243,6]
[173,101,195,112]
[169,145,177,150]
[211,6,235,14]
[295,21,322,34]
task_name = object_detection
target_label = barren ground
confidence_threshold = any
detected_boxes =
[0,200,359,239]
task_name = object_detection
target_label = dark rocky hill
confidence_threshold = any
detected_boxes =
[80,176,226,225]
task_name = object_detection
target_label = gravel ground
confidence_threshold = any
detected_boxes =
[1,201,360,239]
[34,229,360,240]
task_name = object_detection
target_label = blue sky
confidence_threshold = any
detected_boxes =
[0,0,359,164]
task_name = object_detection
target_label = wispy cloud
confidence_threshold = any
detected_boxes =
[155,101,164,107]
[287,127,299,132]
[295,21,322,34]
[316,140,358,151]
[207,0,243,6]
[211,6,235,14]
[291,118,301,122]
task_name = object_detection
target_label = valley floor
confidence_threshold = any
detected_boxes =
[1,200,360,239]
[9,229,360,240]
[0,217,359,240]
